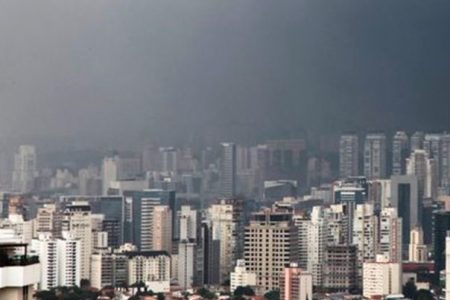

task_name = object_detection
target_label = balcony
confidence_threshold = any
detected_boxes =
[0,243,40,288]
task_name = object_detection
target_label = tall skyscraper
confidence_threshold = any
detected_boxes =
[446,232,450,300]
[424,133,442,185]
[391,175,419,245]
[352,204,378,281]
[244,209,298,291]
[220,143,237,198]
[433,210,450,283]
[339,134,359,179]
[408,226,428,262]
[364,133,387,179]
[12,145,36,193]
[102,156,119,195]
[378,207,402,263]
[61,201,92,280]
[392,131,409,176]
[208,199,245,283]
[440,134,450,190]
[410,131,425,152]
[406,150,437,199]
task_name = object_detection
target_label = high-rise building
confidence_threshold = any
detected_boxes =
[409,226,428,262]
[334,177,367,243]
[177,205,201,289]
[339,134,359,179]
[424,133,442,185]
[32,233,58,290]
[90,250,128,290]
[33,232,82,289]
[323,245,358,293]
[61,201,92,280]
[307,206,327,286]
[406,150,437,199]
[364,133,387,179]
[391,175,419,245]
[102,156,119,195]
[0,242,40,300]
[123,190,177,250]
[279,263,313,300]
[352,204,378,281]
[440,135,450,190]
[392,131,409,176]
[200,222,221,286]
[178,241,196,290]
[57,233,82,287]
[160,147,178,173]
[378,207,402,263]
[127,251,170,291]
[152,205,172,253]
[34,204,61,239]
[208,199,245,283]
[293,215,310,270]
[411,131,425,152]
[362,255,402,298]
[230,259,257,293]
[12,145,36,193]
[433,210,450,283]
[220,143,237,198]
[244,209,297,291]
[446,232,450,300]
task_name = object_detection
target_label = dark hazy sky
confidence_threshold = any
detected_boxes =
[1,0,450,145]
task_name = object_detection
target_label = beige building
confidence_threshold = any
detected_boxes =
[362,255,402,298]
[244,209,297,291]
[409,226,428,262]
[230,260,257,293]
[61,201,92,280]
[152,205,172,253]
[279,263,313,300]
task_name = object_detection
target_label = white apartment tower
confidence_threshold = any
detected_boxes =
[363,255,402,298]
[378,207,402,263]
[61,202,92,280]
[353,204,378,278]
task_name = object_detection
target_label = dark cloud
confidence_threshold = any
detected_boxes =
[0,0,449,145]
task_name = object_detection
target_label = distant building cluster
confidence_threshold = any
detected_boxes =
[2,132,450,299]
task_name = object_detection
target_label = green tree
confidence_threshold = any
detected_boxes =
[264,290,280,300]
[403,279,418,299]
[414,289,434,300]
[234,286,255,297]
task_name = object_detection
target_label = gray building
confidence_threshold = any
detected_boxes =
[391,175,419,245]
[220,143,237,198]
[364,133,387,179]
[339,134,359,179]
[392,131,409,176]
